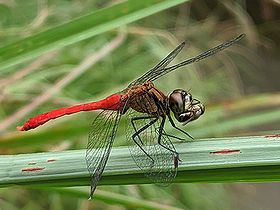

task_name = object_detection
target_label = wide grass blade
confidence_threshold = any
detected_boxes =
[0,0,188,71]
[1,135,280,188]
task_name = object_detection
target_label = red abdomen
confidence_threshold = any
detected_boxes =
[17,93,123,131]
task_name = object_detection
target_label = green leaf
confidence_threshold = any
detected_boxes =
[1,135,280,188]
[0,0,188,71]
[38,188,183,210]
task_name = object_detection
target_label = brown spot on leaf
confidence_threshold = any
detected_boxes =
[22,167,45,172]
[265,134,280,138]
[210,149,241,155]
[47,159,56,163]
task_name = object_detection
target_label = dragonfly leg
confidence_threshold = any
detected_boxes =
[161,132,186,141]
[157,116,181,168]
[167,114,194,140]
[157,116,180,156]
[131,115,159,165]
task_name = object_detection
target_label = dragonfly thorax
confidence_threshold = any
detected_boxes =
[168,89,204,125]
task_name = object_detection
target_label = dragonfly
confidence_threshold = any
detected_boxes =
[17,34,245,199]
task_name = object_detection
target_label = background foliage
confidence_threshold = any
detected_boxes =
[0,0,279,209]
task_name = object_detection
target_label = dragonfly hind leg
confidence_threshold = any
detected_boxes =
[131,115,159,167]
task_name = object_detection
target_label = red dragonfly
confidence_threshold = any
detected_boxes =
[18,34,244,199]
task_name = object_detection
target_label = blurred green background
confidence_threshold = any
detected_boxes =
[0,0,280,209]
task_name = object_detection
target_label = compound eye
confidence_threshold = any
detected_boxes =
[168,90,184,114]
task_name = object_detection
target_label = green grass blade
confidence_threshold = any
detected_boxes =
[1,135,280,188]
[37,188,182,210]
[0,0,188,71]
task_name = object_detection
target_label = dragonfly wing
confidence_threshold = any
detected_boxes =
[143,34,246,82]
[128,42,185,87]
[86,110,121,199]
[128,34,245,87]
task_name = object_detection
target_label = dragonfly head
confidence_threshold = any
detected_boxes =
[168,89,205,125]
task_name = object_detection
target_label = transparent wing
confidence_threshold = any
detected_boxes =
[128,42,185,87]
[125,92,178,184]
[128,34,245,86]
[86,109,121,199]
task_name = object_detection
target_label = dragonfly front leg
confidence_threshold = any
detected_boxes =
[131,115,159,166]
[167,114,194,140]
